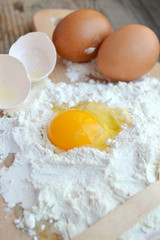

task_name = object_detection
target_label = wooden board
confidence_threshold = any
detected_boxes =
[0,7,160,240]
[32,9,73,39]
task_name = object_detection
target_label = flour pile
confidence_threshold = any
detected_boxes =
[0,60,160,240]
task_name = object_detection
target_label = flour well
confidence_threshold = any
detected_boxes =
[1,61,160,239]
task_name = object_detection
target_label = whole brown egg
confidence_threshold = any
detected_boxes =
[97,24,160,81]
[52,9,111,62]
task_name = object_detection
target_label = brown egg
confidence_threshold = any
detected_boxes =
[52,9,111,62]
[97,24,160,81]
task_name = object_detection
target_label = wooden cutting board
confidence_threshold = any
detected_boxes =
[1,8,160,240]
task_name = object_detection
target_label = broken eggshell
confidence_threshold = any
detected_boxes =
[9,32,57,82]
[0,55,30,109]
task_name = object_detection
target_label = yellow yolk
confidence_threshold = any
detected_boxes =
[47,110,103,150]
[47,102,133,151]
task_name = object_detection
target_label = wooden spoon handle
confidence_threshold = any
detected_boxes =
[72,180,160,240]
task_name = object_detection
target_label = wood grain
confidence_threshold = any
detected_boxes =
[0,0,160,53]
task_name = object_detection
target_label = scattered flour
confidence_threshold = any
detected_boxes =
[65,59,108,82]
[84,47,96,54]
[119,205,160,240]
[0,61,160,239]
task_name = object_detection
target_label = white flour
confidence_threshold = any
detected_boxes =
[84,47,96,54]
[1,60,160,239]
[65,59,107,82]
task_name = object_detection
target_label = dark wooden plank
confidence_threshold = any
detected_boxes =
[127,0,160,39]
[141,0,160,26]
[97,0,140,30]
[0,0,160,54]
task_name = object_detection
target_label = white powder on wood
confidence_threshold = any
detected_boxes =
[0,62,160,239]
[65,59,108,82]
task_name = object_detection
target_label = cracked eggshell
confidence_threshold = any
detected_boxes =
[0,55,30,109]
[9,32,57,82]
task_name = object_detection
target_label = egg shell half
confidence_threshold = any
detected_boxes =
[97,24,160,81]
[0,55,30,109]
[52,9,111,62]
[9,32,57,82]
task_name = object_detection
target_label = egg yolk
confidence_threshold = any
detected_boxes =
[47,110,103,150]
[47,102,133,151]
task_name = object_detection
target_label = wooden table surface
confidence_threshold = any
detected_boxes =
[0,0,160,54]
